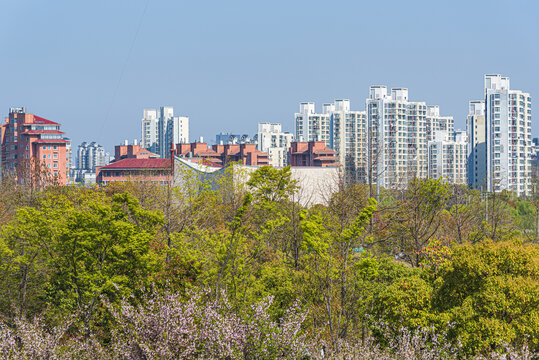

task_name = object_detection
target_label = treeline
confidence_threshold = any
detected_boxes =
[0,166,538,359]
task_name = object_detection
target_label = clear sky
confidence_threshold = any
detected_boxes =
[1,0,538,152]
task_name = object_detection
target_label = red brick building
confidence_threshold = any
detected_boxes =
[1,107,70,185]
[96,158,171,185]
[175,142,222,166]
[288,141,339,167]
[114,143,159,162]
[211,143,269,166]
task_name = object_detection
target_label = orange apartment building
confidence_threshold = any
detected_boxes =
[1,107,70,185]
[288,141,339,167]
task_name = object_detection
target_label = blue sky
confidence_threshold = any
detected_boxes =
[1,0,538,152]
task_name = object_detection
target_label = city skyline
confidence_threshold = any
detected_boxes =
[1,0,538,151]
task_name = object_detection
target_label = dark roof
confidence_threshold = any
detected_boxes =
[101,158,171,169]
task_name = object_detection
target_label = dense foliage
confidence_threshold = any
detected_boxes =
[0,166,538,358]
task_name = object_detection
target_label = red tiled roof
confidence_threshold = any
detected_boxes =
[34,115,60,125]
[101,158,171,169]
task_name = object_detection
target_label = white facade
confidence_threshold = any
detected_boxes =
[367,86,411,189]
[428,130,467,185]
[142,107,189,158]
[484,74,532,196]
[295,102,331,146]
[328,100,367,182]
[426,105,454,142]
[141,109,159,154]
[257,123,293,167]
[467,100,487,190]
[366,86,456,190]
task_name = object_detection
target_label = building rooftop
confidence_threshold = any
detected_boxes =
[101,158,171,169]
[34,115,61,125]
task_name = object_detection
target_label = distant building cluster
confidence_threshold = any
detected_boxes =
[1,74,534,197]
[141,107,189,158]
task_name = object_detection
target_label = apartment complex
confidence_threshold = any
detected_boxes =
[467,75,532,196]
[295,101,367,180]
[141,107,189,158]
[256,123,294,167]
[1,107,70,185]
[295,92,458,188]
[366,87,435,189]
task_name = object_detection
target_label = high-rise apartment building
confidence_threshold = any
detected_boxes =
[295,102,331,146]
[256,123,294,167]
[141,106,189,158]
[367,87,412,189]
[141,109,159,154]
[1,107,70,185]
[466,100,487,190]
[428,130,468,185]
[426,105,454,142]
[295,100,367,181]
[366,86,456,190]
[481,74,532,196]
[329,100,368,182]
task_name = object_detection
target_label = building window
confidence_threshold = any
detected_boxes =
[53,163,58,168]
[53,145,57,150]
[53,154,58,159]
[43,145,47,150]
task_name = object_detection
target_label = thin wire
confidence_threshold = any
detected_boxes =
[98,0,150,137]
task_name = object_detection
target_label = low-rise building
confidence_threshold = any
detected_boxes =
[175,142,222,166]
[288,141,339,167]
[212,143,269,166]
[115,141,159,162]
[96,158,172,185]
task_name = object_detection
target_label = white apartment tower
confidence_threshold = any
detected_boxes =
[295,102,331,146]
[141,106,189,158]
[483,74,532,196]
[257,123,294,167]
[426,105,454,142]
[366,86,457,190]
[467,100,487,190]
[141,109,159,154]
[366,86,413,189]
[295,100,367,181]
[329,99,367,182]
[428,130,468,185]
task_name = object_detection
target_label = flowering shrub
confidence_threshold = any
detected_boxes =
[0,290,536,359]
